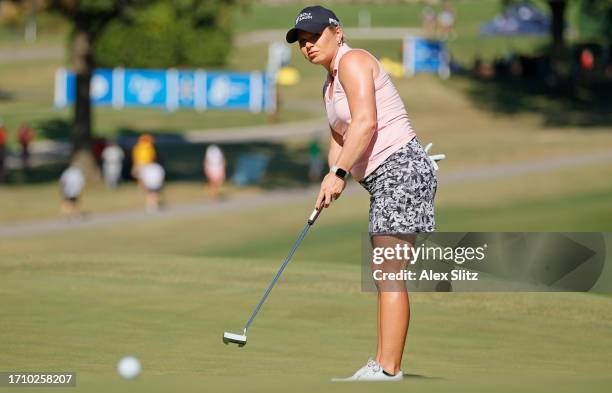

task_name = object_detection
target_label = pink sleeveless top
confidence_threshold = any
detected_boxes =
[324,44,416,180]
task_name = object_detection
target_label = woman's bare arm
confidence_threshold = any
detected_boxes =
[328,127,343,168]
[332,50,377,172]
[315,51,378,208]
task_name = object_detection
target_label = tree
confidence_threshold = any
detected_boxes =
[11,0,241,179]
[45,0,149,177]
[497,0,569,59]
[500,1,612,64]
[576,0,612,43]
[94,0,236,68]
[547,0,567,59]
[544,1,612,56]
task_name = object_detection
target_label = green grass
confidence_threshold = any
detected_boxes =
[233,1,476,32]
[0,10,67,46]
[1,192,612,392]
[2,141,612,392]
[438,186,612,231]
[0,181,261,223]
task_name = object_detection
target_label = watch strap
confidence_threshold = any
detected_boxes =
[330,165,347,179]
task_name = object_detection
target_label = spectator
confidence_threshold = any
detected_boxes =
[131,133,156,182]
[422,5,437,37]
[101,141,124,189]
[92,137,107,168]
[139,162,165,213]
[437,1,455,40]
[18,123,34,171]
[472,55,494,80]
[60,165,85,218]
[203,144,226,199]
[308,137,324,182]
[580,48,595,71]
[0,120,6,183]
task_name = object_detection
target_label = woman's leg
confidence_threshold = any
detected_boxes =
[371,234,416,374]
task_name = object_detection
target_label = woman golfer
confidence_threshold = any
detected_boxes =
[286,6,437,381]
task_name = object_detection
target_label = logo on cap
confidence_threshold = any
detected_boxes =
[296,12,312,24]
[329,18,338,25]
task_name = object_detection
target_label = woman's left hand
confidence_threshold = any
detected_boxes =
[315,173,346,208]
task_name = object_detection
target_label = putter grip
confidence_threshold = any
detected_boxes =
[308,207,322,225]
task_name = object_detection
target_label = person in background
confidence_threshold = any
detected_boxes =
[421,5,437,37]
[139,162,165,213]
[0,120,7,183]
[101,140,124,189]
[203,144,226,199]
[131,134,156,183]
[18,123,34,171]
[60,165,85,219]
[92,137,107,168]
[437,1,455,40]
[308,137,324,182]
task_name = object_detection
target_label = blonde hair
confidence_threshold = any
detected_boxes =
[327,24,346,45]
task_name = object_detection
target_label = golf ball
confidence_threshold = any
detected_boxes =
[117,356,141,379]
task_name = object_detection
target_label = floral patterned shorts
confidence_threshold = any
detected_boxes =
[359,138,437,236]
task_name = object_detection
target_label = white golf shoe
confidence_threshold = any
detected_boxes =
[352,358,378,379]
[332,359,403,382]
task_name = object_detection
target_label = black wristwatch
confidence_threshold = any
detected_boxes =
[330,165,347,180]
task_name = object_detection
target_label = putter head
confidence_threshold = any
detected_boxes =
[223,331,247,347]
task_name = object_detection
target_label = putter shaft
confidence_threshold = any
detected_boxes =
[243,207,321,332]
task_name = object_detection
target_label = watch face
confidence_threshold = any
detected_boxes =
[335,167,347,179]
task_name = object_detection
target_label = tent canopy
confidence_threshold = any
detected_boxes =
[480,1,550,36]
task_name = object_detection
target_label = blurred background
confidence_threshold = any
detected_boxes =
[0,0,610,223]
[1,1,611,392]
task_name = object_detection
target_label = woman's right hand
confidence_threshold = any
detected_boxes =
[315,173,346,208]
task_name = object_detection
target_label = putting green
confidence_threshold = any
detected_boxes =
[1,252,611,392]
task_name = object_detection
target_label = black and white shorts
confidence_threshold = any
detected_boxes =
[359,138,437,236]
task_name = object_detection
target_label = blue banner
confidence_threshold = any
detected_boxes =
[177,70,196,109]
[207,72,263,112]
[403,37,450,78]
[123,69,167,108]
[91,69,114,106]
[54,68,274,113]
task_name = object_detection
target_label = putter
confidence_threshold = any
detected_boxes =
[223,206,323,347]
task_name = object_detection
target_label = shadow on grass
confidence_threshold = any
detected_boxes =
[37,118,72,140]
[403,373,445,380]
[6,162,66,185]
[0,89,13,101]
[154,139,314,189]
[114,127,317,188]
[455,74,612,128]
[5,128,318,189]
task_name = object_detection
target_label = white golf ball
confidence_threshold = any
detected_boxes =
[117,356,141,379]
